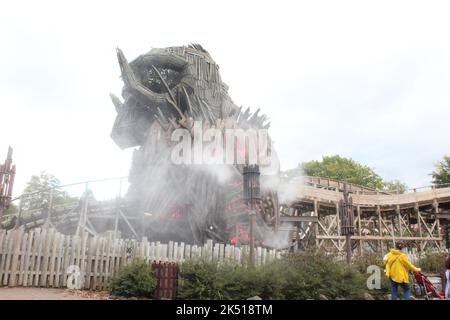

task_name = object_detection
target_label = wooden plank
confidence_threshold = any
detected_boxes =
[48,232,60,287]
[84,236,95,290]
[120,239,128,268]
[104,236,112,288]
[22,230,34,287]
[62,235,71,287]
[54,233,64,288]
[92,237,101,290]
[28,228,41,286]
[0,229,6,284]
[162,244,168,262]
[33,228,46,286]
[234,246,241,264]
[110,238,118,279]
[79,232,88,289]
[1,231,13,284]
[172,242,178,262]
[2,230,14,285]
[191,245,198,259]
[256,247,262,266]
[219,243,224,262]
[168,241,174,262]
[178,242,185,263]
[154,241,161,262]
[116,238,123,273]
[40,228,54,287]
[149,242,155,262]
[10,228,24,286]
[98,238,106,290]
[213,243,220,261]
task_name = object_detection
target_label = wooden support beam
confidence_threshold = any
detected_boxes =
[397,204,403,237]
[415,203,422,238]
[118,209,138,238]
[314,200,319,248]
[279,216,319,223]
[357,205,362,255]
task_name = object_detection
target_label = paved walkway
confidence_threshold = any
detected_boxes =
[0,287,105,300]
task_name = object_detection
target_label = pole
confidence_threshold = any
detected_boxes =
[341,183,354,264]
[249,210,255,266]
[346,233,352,264]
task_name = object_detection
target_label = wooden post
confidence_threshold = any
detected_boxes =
[313,200,319,248]
[377,205,382,254]
[397,205,403,237]
[336,202,340,252]
[249,211,255,266]
[434,199,442,249]
[415,203,422,237]
[357,205,362,255]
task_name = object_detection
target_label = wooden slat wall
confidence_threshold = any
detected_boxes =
[0,227,280,290]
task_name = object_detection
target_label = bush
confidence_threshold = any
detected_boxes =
[419,252,448,274]
[177,251,370,300]
[352,253,390,299]
[177,259,225,299]
[108,259,156,298]
[281,251,367,299]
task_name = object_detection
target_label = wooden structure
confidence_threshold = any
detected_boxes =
[0,147,16,230]
[110,44,279,244]
[0,227,281,290]
[3,175,450,257]
[281,177,450,256]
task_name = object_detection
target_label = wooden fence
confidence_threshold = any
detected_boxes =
[0,227,281,290]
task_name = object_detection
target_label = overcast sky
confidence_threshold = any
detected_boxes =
[1,0,450,197]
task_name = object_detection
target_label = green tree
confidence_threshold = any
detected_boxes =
[3,202,18,216]
[283,155,385,190]
[21,172,75,211]
[383,180,408,194]
[431,155,450,186]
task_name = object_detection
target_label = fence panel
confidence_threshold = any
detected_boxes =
[0,227,281,290]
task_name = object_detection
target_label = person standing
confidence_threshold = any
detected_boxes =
[384,243,421,300]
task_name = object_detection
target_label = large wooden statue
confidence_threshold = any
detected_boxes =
[110,44,279,244]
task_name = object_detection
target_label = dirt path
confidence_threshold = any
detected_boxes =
[0,287,108,300]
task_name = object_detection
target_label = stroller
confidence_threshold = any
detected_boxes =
[413,272,444,299]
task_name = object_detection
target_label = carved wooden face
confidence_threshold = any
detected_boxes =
[110,45,231,149]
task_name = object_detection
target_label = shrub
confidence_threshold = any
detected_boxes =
[177,251,370,300]
[419,252,448,274]
[352,253,390,299]
[177,259,225,299]
[281,251,367,300]
[108,259,156,298]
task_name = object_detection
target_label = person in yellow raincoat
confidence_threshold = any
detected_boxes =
[384,242,421,300]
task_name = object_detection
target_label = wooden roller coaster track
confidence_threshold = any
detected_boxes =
[2,176,449,255]
[280,177,450,255]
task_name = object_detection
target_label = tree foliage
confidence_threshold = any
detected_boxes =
[283,155,385,190]
[383,180,408,194]
[431,155,450,186]
[21,172,75,211]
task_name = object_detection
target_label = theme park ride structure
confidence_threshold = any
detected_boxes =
[2,44,450,255]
